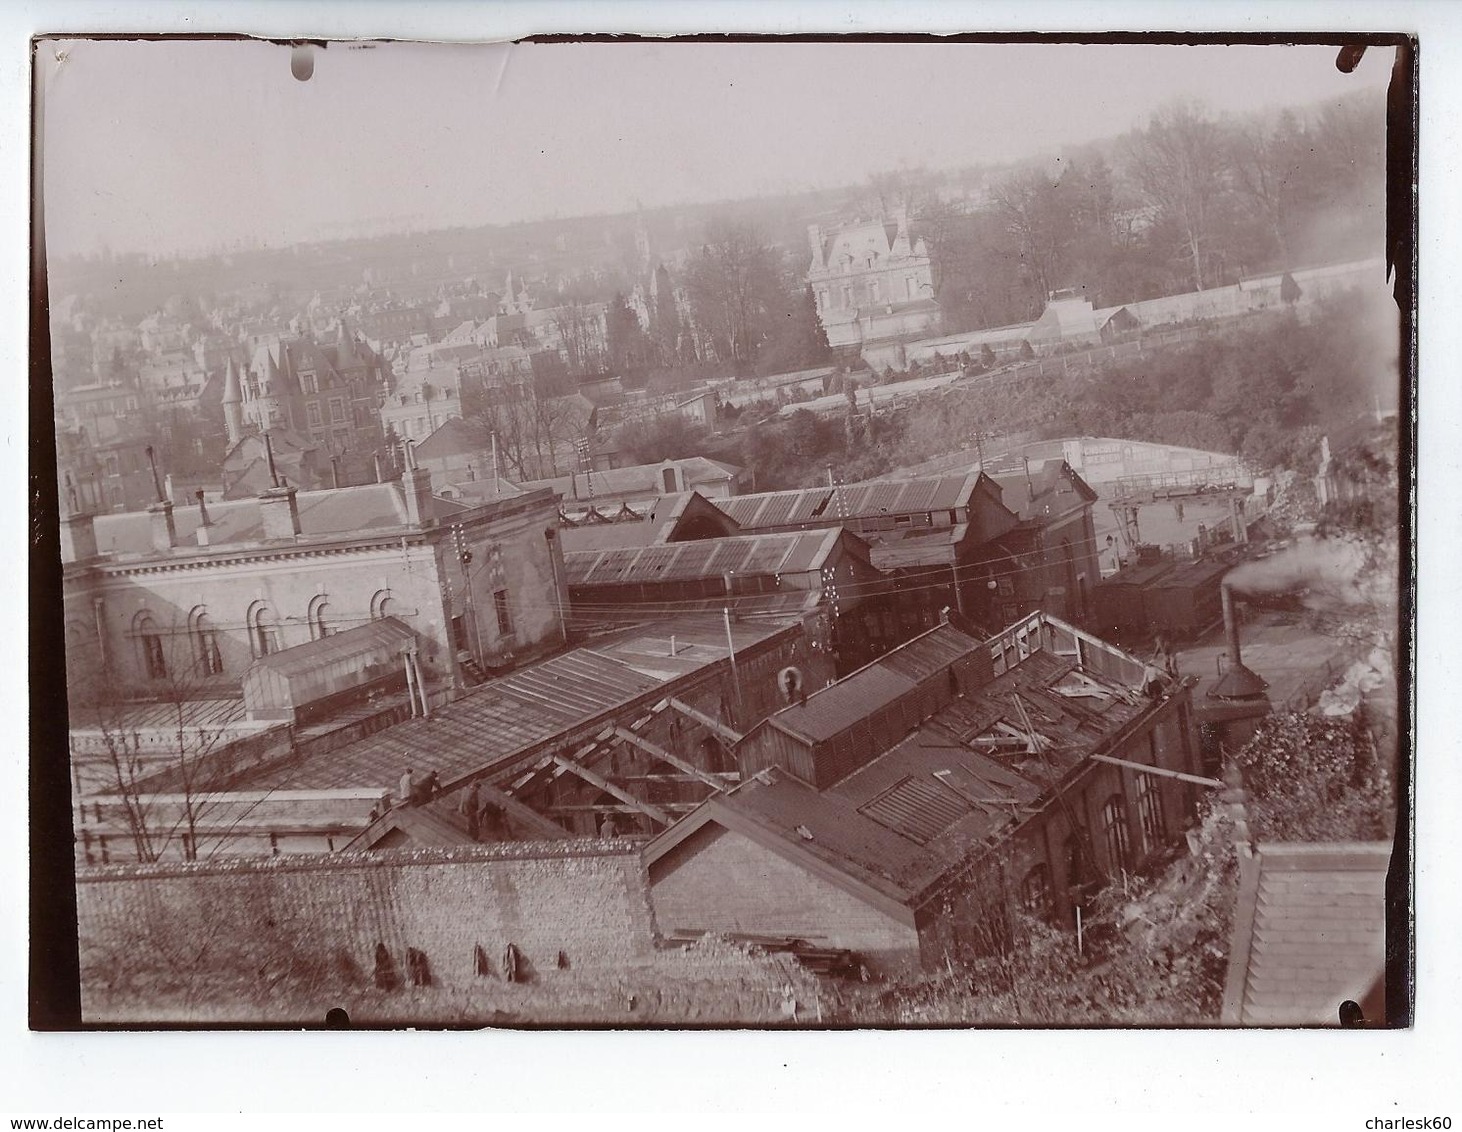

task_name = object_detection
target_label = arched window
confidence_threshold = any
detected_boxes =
[1102,794,1132,873]
[370,590,394,621]
[1136,773,1166,851]
[249,602,280,659]
[1020,863,1051,918]
[190,608,223,676]
[308,595,332,640]
[134,612,167,680]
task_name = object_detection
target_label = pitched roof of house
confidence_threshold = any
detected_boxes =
[1222,842,1391,1026]
[414,416,495,461]
[989,459,1099,520]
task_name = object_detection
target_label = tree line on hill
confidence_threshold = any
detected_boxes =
[917,92,1387,334]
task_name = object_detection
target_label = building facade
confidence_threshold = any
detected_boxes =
[807,209,940,348]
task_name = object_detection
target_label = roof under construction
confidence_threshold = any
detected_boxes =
[649,626,1156,910]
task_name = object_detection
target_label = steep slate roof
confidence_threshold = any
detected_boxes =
[989,459,1099,521]
[1223,842,1390,1026]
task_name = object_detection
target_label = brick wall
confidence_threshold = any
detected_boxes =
[648,824,921,976]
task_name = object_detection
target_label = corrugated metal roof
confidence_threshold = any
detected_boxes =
[245,617,416,680]
[773,666,917,744]
[859,776,972,844]
[879,622,983,681]
[227,616,786,793]
[768,622,984,745]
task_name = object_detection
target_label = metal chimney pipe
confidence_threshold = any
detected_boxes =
[263,432,280,488]
[1221,582,1241,669]
[195,489,211,528]
[330,455,341,489]
[145,445,165,503]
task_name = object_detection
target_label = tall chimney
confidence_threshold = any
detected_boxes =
[195,489,212,546]
[59,474,98,563]
[403,462,435,527]
[1210,582,1269,701]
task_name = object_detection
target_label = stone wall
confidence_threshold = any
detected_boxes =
[75,840,822,1024]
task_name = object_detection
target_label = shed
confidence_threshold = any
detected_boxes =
[242,617,418,724]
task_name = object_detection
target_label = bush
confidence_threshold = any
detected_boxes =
[1233,711,1394,842]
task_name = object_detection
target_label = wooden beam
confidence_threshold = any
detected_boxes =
[612,727,729,791]
[550,754,675,826]
[1089,753,1223,789]
[475,782,572,840]
[668,697,742,744]
[541,802,701,814]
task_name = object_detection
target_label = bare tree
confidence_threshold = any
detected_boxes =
[550,301,606,377]
[70,615,293,864]
[1124,101,1230,291]
[1228,110,1307,263]
[683,221,785,370]
[990,166,1077,309]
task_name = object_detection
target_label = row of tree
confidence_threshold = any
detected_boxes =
[909,92,1386,333]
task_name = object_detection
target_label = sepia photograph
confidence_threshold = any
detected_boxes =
[30,31,1411,1036]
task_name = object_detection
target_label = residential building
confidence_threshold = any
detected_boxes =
[226,325,391,462]
[806,208,940,348]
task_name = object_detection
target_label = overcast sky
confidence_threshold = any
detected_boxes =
[38,38,1394,258]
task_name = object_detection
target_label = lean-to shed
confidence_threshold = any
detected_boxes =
[242,616,418,724]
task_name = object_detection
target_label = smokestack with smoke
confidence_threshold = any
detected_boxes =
[1223,535,1374,611]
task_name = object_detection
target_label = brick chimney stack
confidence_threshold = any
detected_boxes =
[259,484,302,540]
[59,474,98,563]
[401,440,434,527]
[148,500,178,552]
